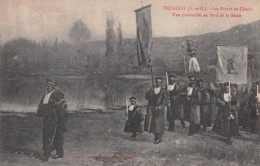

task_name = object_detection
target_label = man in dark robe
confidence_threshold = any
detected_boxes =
[208,82,221,130]
[186,74,202,135]
[199,80,211,131]
[124,96,144,138]
[144,77,168,144]
[166,74,185,132]
[212,82,239,145]
[246,81,260,137]
[36,79,68,162]
[230,84,240,137]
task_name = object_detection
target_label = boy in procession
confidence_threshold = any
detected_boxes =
[124,96,144,138]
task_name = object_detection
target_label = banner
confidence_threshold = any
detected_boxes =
[135,5,153,69]
[216,46,248,84]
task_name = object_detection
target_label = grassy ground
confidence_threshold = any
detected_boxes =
[0,109,259,166]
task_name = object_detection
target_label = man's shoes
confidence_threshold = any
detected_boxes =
[188,133,194,136]
[40,156,49,162]
[197,125,202,131]
[226,139,233,145]
[202,126,207,131]
[130,133,136,138]
[181,121,186,128]
[153,140,162,144]
[52,155,63,159]
[153,140,161,144]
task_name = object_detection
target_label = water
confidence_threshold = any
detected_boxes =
[0,74,153,112]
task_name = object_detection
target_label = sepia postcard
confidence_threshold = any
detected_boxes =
[0,0,260,165]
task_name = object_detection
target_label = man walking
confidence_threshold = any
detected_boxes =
[246,81,260,137]
[186,74,202,135]
[36,78,68,162]
[212,82,237,145]
[166,74,185,132]
[199,79,211,131]
[124,96,144,138]
[144,77,168,144]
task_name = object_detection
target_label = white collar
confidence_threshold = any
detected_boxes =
[43,90,55,104]
[224,93,231,102]
[129,105,135,111]
[168,83,175,91]
[154,87,161,94]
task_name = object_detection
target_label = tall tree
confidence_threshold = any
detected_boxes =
[69,20,91,43]
[105,14,116,56]
[117,23,123,53]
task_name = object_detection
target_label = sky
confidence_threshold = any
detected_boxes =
[0,0,259,43]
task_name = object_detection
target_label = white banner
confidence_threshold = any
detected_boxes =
[216,46,248,84]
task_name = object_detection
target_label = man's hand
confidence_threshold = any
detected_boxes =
[256,96,260,103]
[229,113,234,120]
[228,95,232,102]
[35,109,42,117]
[167,102,171,108]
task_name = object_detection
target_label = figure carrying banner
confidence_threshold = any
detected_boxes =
[186,40,200,79]
[144,77,168,144]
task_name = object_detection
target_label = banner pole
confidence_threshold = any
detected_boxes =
[126,99,129,120]
[151,65,154,87]
[140,0,143,8]
[166,72,170,107]
[181,42,187,83]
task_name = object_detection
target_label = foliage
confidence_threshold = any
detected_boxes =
[0,37,139,82]
[68,20,91,43]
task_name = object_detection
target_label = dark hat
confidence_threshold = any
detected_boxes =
[46,78,56,85]
[129,96,136,100]
[186,40,197,55]
[186,40,194,47]
[204,81,219,91]
[224,82,229,86]
[168,74,176,78]
[197,79,203,83]
[155,77,162,81]
[231,83,238,88]
[187,48,197,56]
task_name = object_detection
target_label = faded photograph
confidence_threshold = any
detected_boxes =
[0,0,260,165]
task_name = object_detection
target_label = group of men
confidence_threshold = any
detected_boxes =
[124,74,260,145]
[36,76,260,162]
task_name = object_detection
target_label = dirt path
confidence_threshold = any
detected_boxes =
[0,110,259,166]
